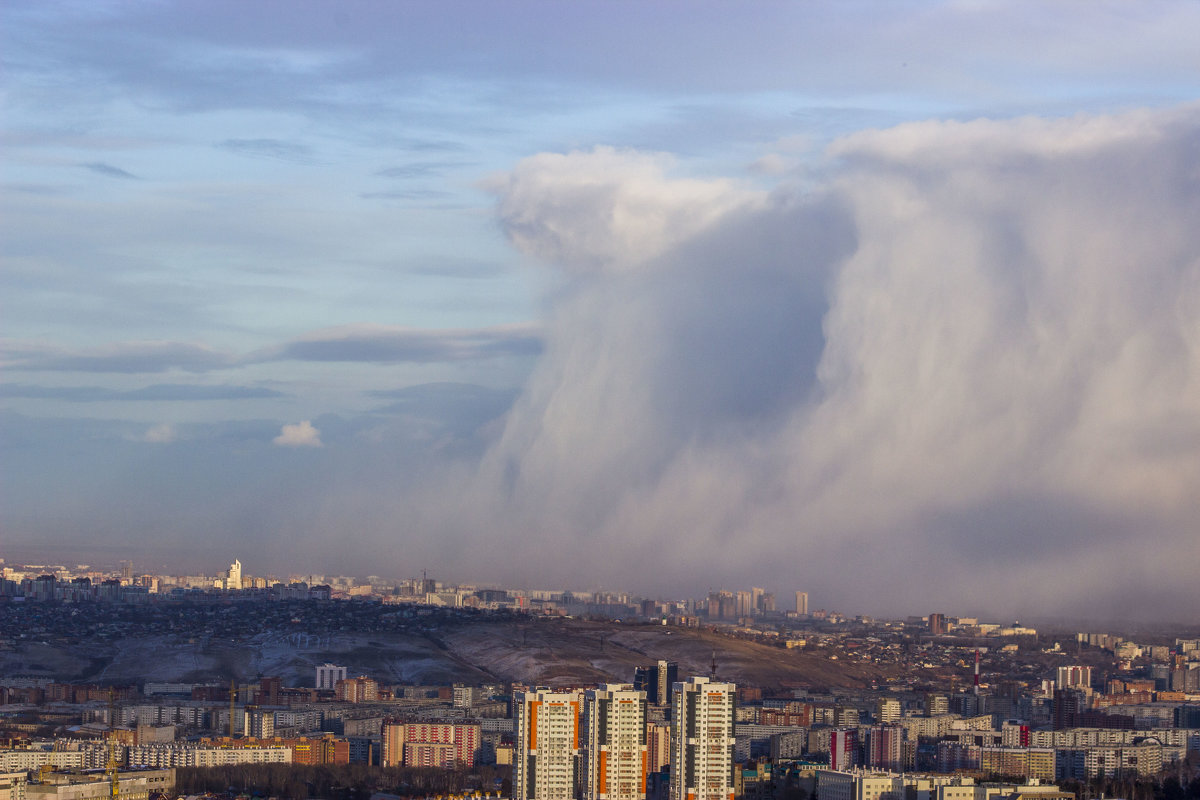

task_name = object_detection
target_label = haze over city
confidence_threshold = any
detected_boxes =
[2,1,1200,621]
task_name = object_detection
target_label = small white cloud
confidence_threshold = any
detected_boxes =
[143,423,176,444]
[273,420,322,447]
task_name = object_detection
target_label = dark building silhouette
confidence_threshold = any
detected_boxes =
[634,660,678,706]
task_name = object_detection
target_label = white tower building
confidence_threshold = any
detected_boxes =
[670,677,735,800]
[582,684,647,800]
[315,663,347,690]
[227,559,242,591]
[515,688,582,800]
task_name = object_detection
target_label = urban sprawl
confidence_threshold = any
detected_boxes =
[1,558,1198,800]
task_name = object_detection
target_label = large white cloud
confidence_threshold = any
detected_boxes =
[442,105,1200,619]
[489,146,758,273]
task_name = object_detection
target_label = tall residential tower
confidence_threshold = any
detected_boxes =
[582,684,647,800]
[670,677,735,800]
[515,689,582,800]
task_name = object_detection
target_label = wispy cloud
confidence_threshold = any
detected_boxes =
[375,162,469,179]
[143,423,177,443]
[368,382,517,424]
[4,341,235,374]
[3,323,540,375]
[217,138,313,162]
[80,162,139,179]
[0,383,285,402]
[359,189,453,201]
[263,323,542,364]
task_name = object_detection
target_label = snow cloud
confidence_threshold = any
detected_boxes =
[436,105,1200,619]
[490,146,757,273]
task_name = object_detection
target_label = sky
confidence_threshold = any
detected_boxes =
[2,0,1200,621]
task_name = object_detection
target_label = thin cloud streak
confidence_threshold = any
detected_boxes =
[4,341,236,374]
[260,323,543,364]
[2,323,542,374]
[0,383,286,402]
[217,138,314,162]
[80,162,140,179]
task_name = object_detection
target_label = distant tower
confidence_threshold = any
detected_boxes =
[1056,665,1092,690]
[865,724,903,771]
[830,728,859,771]
[315,663,347,690]
[670,677,735,800]
[750,587,764,616]
[227,559,242,591]
[876,697,901,723]
[794,592,808,616]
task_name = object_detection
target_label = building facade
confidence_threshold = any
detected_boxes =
[670,677,736,800]
[515,689,582,800]
[399,723,481,769]
[315,663,347,691]
[634,661,678,707]
[582,684,648,800]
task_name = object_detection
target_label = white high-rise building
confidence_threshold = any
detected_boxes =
[670,677,735,800]
[794,592,808,616]
[1057,665,1092,690]
[315,663,346,690]
[515,689,581,800]
[582,684,647,800]
[226,559,242,591]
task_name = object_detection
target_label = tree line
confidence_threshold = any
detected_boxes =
[174,762,511,799]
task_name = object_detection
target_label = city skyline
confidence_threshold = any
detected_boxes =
[4,552,1199,632]
[3,2,1200,621]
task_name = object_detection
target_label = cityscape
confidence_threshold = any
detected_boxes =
[4,1,1200,800]
[1,556,1199,800]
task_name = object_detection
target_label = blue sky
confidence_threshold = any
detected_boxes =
[3,1,1200,619]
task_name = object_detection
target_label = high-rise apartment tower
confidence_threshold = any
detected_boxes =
[515,689,582,800]
[582,684,647,800]
[669,677,735,800]
[794,592,808,616]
